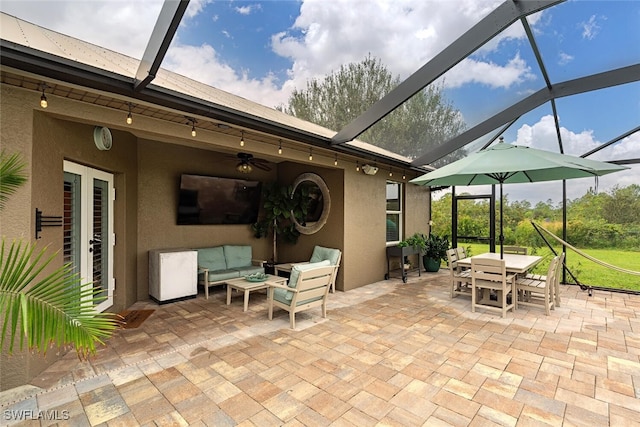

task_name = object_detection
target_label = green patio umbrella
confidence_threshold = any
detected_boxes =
[410,140,628,257]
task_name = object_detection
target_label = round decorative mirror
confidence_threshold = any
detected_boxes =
[291,173,331,235]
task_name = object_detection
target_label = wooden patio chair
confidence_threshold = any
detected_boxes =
[503,245,528,255]
[523,252,565,307]
[447,248,471,298]
[267,263,337,329]
[515,254,562,315]
[471,257,517,318]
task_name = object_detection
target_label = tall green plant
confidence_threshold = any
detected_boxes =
[0,150,121,359]
[251,182,309,262]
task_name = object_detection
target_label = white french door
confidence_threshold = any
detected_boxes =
[63,161,114,312]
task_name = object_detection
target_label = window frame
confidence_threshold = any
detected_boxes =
[386,180,403,246]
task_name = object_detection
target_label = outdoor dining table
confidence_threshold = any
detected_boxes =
[457,252,543,274]
[457,252,544,310]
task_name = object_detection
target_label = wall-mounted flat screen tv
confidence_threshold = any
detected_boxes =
[177,174,262,225]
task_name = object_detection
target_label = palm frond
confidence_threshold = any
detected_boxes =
[0,150,28,210]
[0,239,122,358]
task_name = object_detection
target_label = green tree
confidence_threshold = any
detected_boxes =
[0,151,121,358]
[281,55,467,166]
[602,184,640,224]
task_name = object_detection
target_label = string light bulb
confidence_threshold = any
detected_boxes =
[334,153,338,166]
[39,83,48,108]
[185,117,197,137]
[402,170,406,180]
[126,102,133,125]
[356,161,360,172]
[278,139,282,155]
[308,147,313,161]
[240,131,245,147]
[389,167,393,177]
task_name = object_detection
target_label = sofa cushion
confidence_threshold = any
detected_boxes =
[288,260,331,289]
[309,246,341,265]
[202,269,240,283]
[197,247,227,272]
[224,245,252,269]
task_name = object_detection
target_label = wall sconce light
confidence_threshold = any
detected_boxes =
[278,139,282,155]
[240,131,245,147]
[362,164,378,175]
[308,147,313,161]
[39,83,49,108]
[126,102,133,125]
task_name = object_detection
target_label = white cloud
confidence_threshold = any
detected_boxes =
[580,15,601,40]
[163,43,284,105]
[444,53,536,89]
[235,4,261,15]
[558,51,574,66]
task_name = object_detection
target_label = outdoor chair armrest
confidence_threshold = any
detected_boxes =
[266,281,294,291]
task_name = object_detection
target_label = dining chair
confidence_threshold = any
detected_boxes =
[447,248,471,298]
[523,252,565,308]
[514,255,561,315]
[503,245,528,255]
[471,257,517,318]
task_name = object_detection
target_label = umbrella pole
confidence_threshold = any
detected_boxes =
[500,182,504,259]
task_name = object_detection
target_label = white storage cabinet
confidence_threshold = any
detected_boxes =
[149,249,197,303]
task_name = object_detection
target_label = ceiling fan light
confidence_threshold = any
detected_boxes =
[236,162,252,173]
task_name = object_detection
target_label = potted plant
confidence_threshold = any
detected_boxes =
[251,181,310,263]
[423,233,450,272]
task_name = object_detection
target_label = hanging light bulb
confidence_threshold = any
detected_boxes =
[240,131,245,147]
[402,170,406,180]
[334,153,338,166]
[389,167,393,177]
[356,161,360,172]
[309,147,313,161]
[126,102,133,125]
[278,139,282,155]
[191,124,196,137]
[39,83,48,108]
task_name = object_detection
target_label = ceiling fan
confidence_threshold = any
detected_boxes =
[233,152,271,173]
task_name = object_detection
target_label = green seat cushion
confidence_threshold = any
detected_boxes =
[224,245,252,269]
[201,269,240,283]
[197,247,227,271]
[288,260,331,289]
[273,287,293,303]
[309,246,341,265]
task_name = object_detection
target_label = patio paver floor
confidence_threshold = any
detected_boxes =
[1,271,639,426]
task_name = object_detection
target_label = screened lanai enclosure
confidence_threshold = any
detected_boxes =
[2,0,638,292]
[329,0,639,292]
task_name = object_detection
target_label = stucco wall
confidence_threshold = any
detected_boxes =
[277,162,345,289]
[135,139,275,300]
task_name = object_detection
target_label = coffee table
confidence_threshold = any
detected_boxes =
[226,275,287,312]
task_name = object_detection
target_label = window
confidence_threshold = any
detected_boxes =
[386,181,402,244]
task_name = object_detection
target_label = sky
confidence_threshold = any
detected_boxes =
[1,0,639,204]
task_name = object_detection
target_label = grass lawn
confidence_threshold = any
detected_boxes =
[456,242,640,292]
